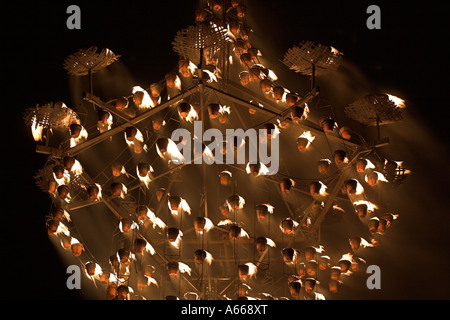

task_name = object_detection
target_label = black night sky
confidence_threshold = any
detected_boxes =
[1,0,450,305]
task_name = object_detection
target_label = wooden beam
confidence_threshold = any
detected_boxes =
[59,86,199,157]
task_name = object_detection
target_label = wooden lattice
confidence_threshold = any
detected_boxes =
[63,46,120,76]
[23,101,80,130]
[172,22,229,65]
[344,94,405,127]
[282,41,343,76]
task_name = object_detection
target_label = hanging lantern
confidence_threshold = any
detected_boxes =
[111,182,126,198]
[236,4,247,17]
[137,162,152,178]
[207,103,220,119]
[309,181,327,196]
[120,218,134,233]
[97,109,112,133]
[304,247,317,261]
[134,238,147,254]
[280,178,295,193]
[210,0,222,11]
[87,184,101,201]
[133,90,145,107]
[304,278,317,293]
[289,280,302,296]
[297,131,315,151]
[273,86,285,101]
[111,163,125,177]
[57,185,70,200]
[339,258,352,273]
[285,93,299,107]
[51,207,64,221]
[219,204,230,216]
[71,241,84,257]
[239,71,250,85]
[319,116,336,134]
[249,66,261,82]
[229,225,242,240]
[240,26,252,40]
[317,159,331,174]
[306,261,318,277]
[255,237,268,252]
[109,96,129,111]
[356,158,369,173]
[334,150,348,165]
[255,204,274,220]
[69,123,82,138]
[328,280,342,294]
[156,188,166,201]
[167,227,181,243]
[117,248,131,264]
[339,126,352,140]
[240,52,253,66]
[291,106,305,122]
[260,79,273,94]
[227,194,245,210]
[297,263,306,278]
[178,102,192,119]
[344,179,362,195]
[238,263,256,280]
[318,256,331,271]
[52,165,65,180]
[248,48,260,61]
[330,266,341,281]
[247,162,261,176]
[194,249,213,265]
[255,237,275,252]
[125,126,138,142]
[282,248,297,264]
[46,219,59,235]
[228,21,240,34]
[219,170,232,186]
[368,217,380,233]
[280,219,298,235]
[193,217,213,234]
[107,284,117,299]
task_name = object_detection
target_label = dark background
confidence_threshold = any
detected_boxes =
[1,0,449,301]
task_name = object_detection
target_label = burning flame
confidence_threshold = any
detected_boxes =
[53,170,70,187]
[98,112,113,132]
[318,181,329,197]
[141,208,166,229]
[119,220,138,233]
[265,238,276,248]
[245,162,270,176]
[55,221,70,237]
[168,197,191,216]
[144,241,156,255]
[353,200,378,213]
[178,103,199,123]
[157,138,185,165]
[261,204,274,214]
[298,131,315,149]
[365,171,389,184]
[197,217,214,234]
[70,159,84,175]
[31,118,44,141]
[386,94,406,108]
[132,86,154,109]
[178,262,191,276]
[144,275,159,287]
[245,262,258,278]
[218,219,233,226]
[136,164,154,188]
[70,125,88,148]
[226,195,246,210]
